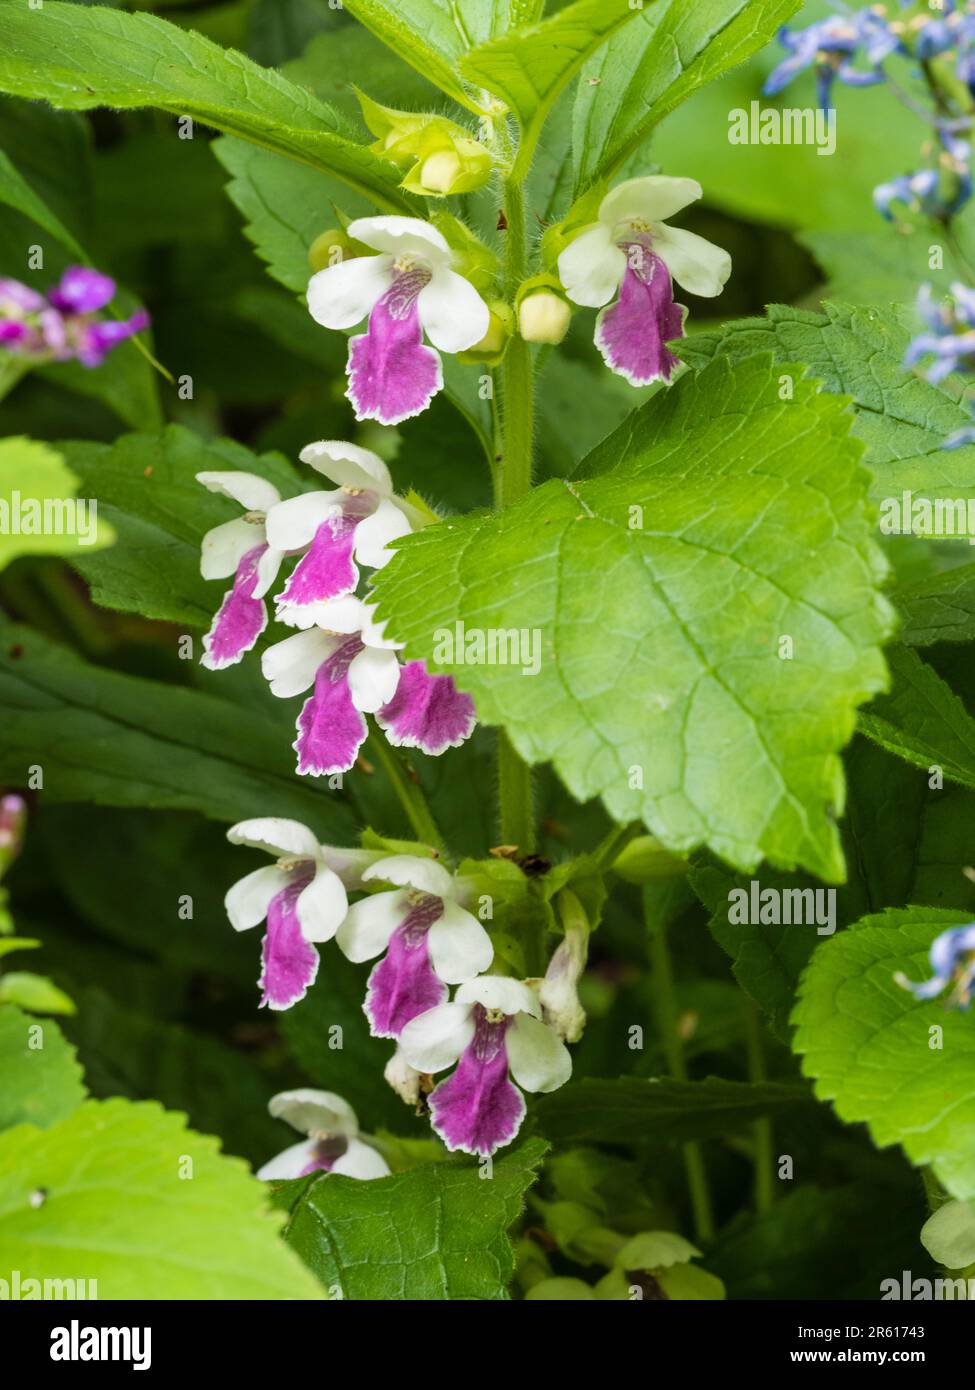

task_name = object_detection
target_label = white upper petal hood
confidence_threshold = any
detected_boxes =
[307,253,393,329]
[299,440,393,495]
[196,470,281,513]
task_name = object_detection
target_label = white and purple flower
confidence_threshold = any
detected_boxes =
[225,817,372,1010]
[256,1089,390,1181]
[262,595,403,776]
[266,440,418,619]
[197,471,286,670]
[399,977,572,1156]
[337,854,493,1039]
[895,922,975,1009]
[306,216,490,425]
[556,177,731,387]
[263,595,477,776]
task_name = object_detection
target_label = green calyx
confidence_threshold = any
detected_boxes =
[356,90,494,197]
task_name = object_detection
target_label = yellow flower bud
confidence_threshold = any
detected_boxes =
[518,289,571,345]
[419,150,464,195]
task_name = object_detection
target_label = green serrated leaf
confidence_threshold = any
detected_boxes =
[0,0,412,212]
[0,620,357,836]
[896,564,975,648]
[0,1098,323,1298]
[341,0,508,114]
[793,906,975,1200]
[277,1137,547,1298]
[682,302,975,515]
[461,0,649,178]
[572,0,800,193]
[0,1005,86,1131]
[0,438,114,571]
[373,353,893,880]
[535,1075,813,1143]
[859,645,975,789]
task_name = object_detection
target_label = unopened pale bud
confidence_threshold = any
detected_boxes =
[518,290,571,344]
[308,229,357,273]
[419,150,463,194]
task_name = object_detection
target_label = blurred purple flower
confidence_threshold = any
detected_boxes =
[0,264,148,369]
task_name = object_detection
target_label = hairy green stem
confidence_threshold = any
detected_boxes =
[366,729,446,856]
[647,905,715,1244]
[745,1002,775,1213]
[494,170,536,850]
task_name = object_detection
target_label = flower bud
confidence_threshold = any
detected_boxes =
[418,150,463,195]
[356,90,493,197]
[518,288,571,344]
[457,300,512,365]
[308,229,361,273]
[539,889,589,1043]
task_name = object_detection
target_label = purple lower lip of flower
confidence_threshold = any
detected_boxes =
[428,1005,526,1157]
[364,895,447,1038]
[259,867,319,1010]
[202,545,269,669]
[594,247,685,387]
[377,660,476,755]
[346,273,443,426]
[294,636,368,775]
[49,266,116,315]
[276,508,362,608]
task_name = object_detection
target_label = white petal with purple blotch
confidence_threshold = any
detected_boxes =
[199,517,262,581]
[295,865,349,943]
[227,817,320,860]
[299,440,393,495]
[225,864,290,931]
[363,854,453,898]
[506,1012,573,1093]
[348,215,451,264]
[353,498,411,570]
[557,223,625,308]
[255,1137,319,1181]
[398,1000,475,1073]
[196,470,281,513]
[262,628,337,697]
[599,175,702,228]
[336,888,410,962]
[269,1087,359,1136]
[264,490,347,552]
[427,900,494,984]
[457,975,541,1018]
[347,644,400,712]
[331,1138,391,1179]
[417,267,490,353]
[307,252,394,328]
[651,222,732,298]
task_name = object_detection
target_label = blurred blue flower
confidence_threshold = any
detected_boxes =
[764,10,900,109]
[895,922,975,1007]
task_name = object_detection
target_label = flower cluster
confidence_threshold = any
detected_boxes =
[196,439,476,773]
[305,187,730,418]
[768,4,975,224]
[227,822,572,1158]
[0,266,148,368]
